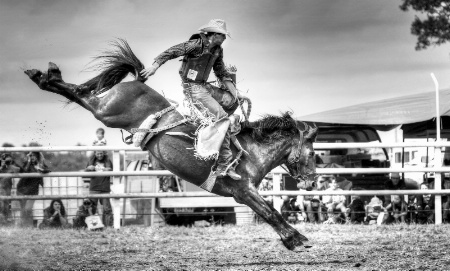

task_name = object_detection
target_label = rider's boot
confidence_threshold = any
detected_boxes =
[217,129,241,180]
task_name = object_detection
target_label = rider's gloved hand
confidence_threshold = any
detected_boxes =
[140,62,160,79]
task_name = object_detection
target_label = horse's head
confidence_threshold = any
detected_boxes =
[284,123,318,182]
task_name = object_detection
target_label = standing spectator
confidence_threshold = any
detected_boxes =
[16,151,50,227]
[258,174,274,205]
[38,199,71,229]
[416,183,435,224]
[0,153,21,224]
[86,150,113,227]
[73,198,98,229]
[322,176,350,223]
[384,173,406,206]
[92,128,107,146]
[384,195,408,224]
[159,176,175,193]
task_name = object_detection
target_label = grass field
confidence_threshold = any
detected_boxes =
[1,223,450,270]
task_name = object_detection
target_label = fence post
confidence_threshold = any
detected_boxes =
[112,151,122,229]
[121,150,127,227]
[435,145,443,224]
[273,173,282,213]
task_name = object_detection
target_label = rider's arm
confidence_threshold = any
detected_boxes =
[213,51,240,99]
[154,39,202,67]
[141,39,202,78]
[212,49,233,83]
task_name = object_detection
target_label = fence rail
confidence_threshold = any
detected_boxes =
[1,167,450,179]
[3,141,450,152]
[1,189,450,201]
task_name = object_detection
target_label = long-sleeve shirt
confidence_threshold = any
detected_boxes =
[42,207,67,227]
[75,205,97,219]
[153,38,232,81]
[16,161,49,195]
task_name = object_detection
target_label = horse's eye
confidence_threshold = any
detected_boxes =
[309,151,315,157]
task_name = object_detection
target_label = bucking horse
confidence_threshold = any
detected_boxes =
[24,40,318,250]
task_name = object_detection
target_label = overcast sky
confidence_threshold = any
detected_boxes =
[1,0,449,146]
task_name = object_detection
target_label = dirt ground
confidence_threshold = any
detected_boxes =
[1,223,450,270]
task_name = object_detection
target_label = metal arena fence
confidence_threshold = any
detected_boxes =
[1,142,450,227]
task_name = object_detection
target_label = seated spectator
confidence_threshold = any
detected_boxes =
[416,183,435,224]
[384,173,406,206]
[73,198,98,229]
[322,176,349,223]
[383,195,408,224]
[347,195,365,224]
[365,195,384,224]
[38,199,71,229]
[442,176,450,223]
[295,187,324,223]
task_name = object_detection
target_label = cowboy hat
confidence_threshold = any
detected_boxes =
[198,19,231,37]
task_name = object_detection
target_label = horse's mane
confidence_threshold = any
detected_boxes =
[241,112,307,143]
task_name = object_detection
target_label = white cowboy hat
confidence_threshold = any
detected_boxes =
[198,19,231,37]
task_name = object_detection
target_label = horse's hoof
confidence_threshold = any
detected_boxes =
[281,232,309,251]
[47,62,63,83]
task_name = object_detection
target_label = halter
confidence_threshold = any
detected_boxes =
[281,128,306,180]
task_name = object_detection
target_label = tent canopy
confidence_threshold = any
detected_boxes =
[299,88,450,128]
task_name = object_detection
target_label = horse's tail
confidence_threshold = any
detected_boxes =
[83,38,147,94]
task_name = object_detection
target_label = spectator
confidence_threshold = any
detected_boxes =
[92,128,107,146]
[159,176,175,193]
[416,183,435,224]
[86,150,113,227]
[38,199,71,229]
[322,176,350,224]
[258,174,274,205]
[73,198,98,229]
[316,175,330,191]
[384,195,408,224]
[444,177,450,223]
[384,173,406,206]
[16,151,50,227]
[346,195,365,224]
[295,186,324,223]
[365,195,384,224]
[0,153,20,224]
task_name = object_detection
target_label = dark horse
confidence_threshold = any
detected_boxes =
[24,40,317,250]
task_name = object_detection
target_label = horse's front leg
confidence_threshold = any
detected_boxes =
[233,186,308,250]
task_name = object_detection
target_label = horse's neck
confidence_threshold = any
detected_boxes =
[246,135,295,175]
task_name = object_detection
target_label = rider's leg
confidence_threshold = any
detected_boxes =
[188,84,241,180]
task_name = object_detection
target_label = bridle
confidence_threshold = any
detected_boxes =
[281,124,317,181]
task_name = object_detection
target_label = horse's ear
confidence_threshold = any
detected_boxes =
[305,123,318,140]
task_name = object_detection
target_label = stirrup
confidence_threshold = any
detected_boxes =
[216,165,241,180]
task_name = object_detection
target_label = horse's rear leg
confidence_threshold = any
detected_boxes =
[233,187,308,250]
[25,62,99,111]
